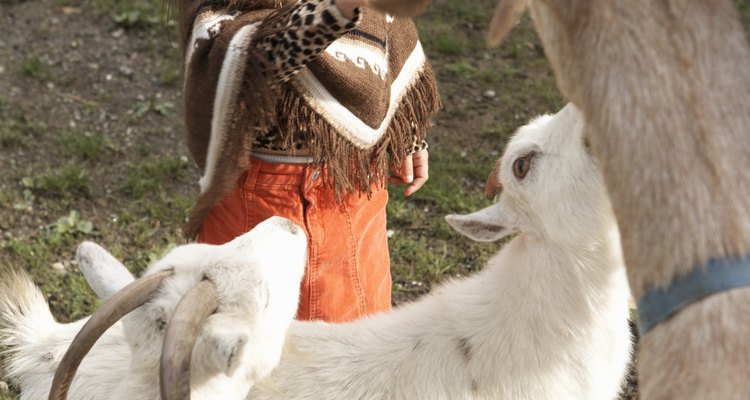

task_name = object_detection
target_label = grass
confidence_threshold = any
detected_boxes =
[92,0,173,30]
[0,108,43,149]
[120,157,187,198]
[22,165,91,200]
[19,56,54,82]
[19,55,75,86]
[61,131,111,162]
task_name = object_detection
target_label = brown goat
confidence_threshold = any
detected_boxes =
[374,0,750,398]
[491,1,750,398]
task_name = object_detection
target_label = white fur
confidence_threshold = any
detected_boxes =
[247,104,631,400]
[2,104,630,399]
[1,216,307,400]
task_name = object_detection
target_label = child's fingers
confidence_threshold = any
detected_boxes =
[400,155,414,184]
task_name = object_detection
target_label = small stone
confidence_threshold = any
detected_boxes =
[52,262,66,272]
[386,229,395,238]
[105,73,113,81]
[119,66,133,77]
[0,65,4,74]
[61,6,81,15]
[111,29,125,38]
[483,89,496,99]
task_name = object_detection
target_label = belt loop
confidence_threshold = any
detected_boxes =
[244,158,262,191]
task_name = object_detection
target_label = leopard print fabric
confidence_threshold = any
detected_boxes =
[257,0,359,83]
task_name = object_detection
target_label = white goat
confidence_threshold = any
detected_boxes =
[1,104,632,399]
[0,216,308,400]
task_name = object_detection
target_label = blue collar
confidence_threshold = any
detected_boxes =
[637,255,750,336]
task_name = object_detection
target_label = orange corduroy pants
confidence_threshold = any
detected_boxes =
[197,157,392,322]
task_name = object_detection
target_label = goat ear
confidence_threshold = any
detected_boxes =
[76,242,135,300]
[487,0,528,48]
[445,204,513,242]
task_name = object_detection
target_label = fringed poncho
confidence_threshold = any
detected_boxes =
[178,0,441,237]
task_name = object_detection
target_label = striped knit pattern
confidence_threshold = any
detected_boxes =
[177,0,441,238]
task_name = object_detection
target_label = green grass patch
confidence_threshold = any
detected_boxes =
[92,0,174,30]
[18,56,74,86]
[159,63,181,87]
[22,165,91,200]
[0,125,25,148]
[61,131,110,162]
[432,31,468,55]
[19,56,53,82]
[479,68,503,84]
[120,157,187,198]
[0,110,43,148]
[445,61,476,79]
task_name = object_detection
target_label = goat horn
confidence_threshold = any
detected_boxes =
[160,279,219,400]
[49,270,173,400]
[486,0,528,48]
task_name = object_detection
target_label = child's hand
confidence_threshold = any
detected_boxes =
[390,149,429,196]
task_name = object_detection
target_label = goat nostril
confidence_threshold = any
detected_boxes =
[484,176,503,200]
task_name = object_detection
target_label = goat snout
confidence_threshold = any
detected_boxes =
[484,160,504,200]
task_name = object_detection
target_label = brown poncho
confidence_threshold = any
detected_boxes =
[178,0,441,238]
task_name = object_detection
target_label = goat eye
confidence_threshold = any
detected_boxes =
[513,156,532,180]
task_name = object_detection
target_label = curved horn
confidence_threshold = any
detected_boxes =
[486,0,528,48]
[49,270,173,400]
[160,279,219,400]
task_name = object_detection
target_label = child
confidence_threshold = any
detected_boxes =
[174,0,441,322]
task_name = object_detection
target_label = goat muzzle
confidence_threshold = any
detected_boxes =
[484,159,504,200]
